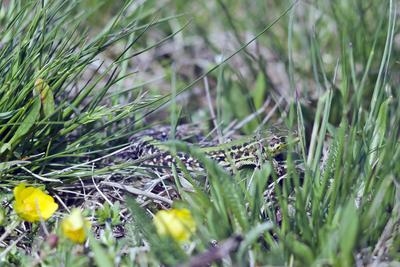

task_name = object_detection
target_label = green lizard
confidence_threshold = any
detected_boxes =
[124,129,294,177]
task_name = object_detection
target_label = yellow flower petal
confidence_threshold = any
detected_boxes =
[153,208,196,243]
[61,209,90,244]
[13,183,58,222]
[13,183,27,199]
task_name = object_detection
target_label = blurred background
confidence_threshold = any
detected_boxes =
[73,0,399,136]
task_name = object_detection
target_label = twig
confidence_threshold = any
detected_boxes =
[101,181,173,205]
[0,221,20,244]
[91,166,113,206]
[180,235,243,267]
[53,193,70,212]
[0,234,25,260]
[18,165,61,183]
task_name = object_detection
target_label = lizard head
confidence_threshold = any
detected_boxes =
[259,132,299,157]
[266,135,286,156]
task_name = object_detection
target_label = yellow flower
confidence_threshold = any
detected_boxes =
[61,208,90,244]
[153,208,196,243]
[13,183,58,222]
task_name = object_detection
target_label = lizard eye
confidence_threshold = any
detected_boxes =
[268,136,285,154]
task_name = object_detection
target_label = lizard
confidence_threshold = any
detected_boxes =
[122,127,294,177]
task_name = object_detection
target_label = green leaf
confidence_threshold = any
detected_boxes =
[0,160,29,171]
[252,72,266,110]
[125,196,187,266]
[88,234,114,267]
[369,99,389,165]
[0,110,18,120]
[0,143,12,154]
[35,78,56,118]
[165,140,249,231]
[285,234,314,265]
[238,222,273,260]
[338,201,359,266]
[125,196,155,238]
[8,97,41,147]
